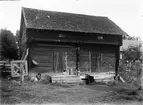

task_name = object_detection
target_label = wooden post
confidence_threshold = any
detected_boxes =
[20,48,29,83]
[65,52,68,73]
[20,70,24,83]
[115,47,120,77]
[53,52,55,73]
[20,63,24,83]
[55,52,59,73]
[100,54,102,71]
[89,51,91,73]
[76,47,80,76]
[97,53,100,72]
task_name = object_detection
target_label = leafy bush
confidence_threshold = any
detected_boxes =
[119,44,142,87]
[0,29,18,60]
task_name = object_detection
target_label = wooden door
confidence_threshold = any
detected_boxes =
[53,51,65,73]
[66,48,76,75]
[52,47,76,74]
[100,53,116,72]
[79,50,90,73]
[91,52,98,72]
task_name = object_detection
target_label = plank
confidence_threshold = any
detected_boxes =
[89,51,91,72]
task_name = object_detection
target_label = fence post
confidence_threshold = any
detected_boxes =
[20,63,24,83]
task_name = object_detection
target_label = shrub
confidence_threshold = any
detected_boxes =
[119,44,142,88]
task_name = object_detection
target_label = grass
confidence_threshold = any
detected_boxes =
[0,79,143,105]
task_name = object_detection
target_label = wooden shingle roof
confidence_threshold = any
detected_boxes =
[22,7,126,35]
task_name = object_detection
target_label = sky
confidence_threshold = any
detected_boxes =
[0,0,143,40]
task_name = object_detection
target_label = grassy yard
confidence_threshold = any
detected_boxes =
[0,79,143,105]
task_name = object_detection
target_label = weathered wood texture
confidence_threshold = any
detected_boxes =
[11,60,28,77]
[21,29,121,74]
[29,45,76,73]
[27,29,122,45]
[29,43,116,74]
[100,54,116,72]
[20,8,123,78]
[79,50,89,73]
[115,46,120,76]
[20,13,27,58]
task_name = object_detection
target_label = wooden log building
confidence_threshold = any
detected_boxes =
[19,7,125,78]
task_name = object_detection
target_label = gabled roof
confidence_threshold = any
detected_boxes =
[22,7,126,35]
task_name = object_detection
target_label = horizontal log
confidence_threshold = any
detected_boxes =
[31,55,53,59]
[31,51,53,55]
[37,64,53,67]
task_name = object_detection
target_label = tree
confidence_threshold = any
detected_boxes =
[0,29,18,60]
[119,43,143,90]
[122,44,142,63]
[15,30,21,59]
[15,30,20,44]
[123,33,142,41]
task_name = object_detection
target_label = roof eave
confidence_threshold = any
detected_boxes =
[22,7,28,28]
[26,27,123,36]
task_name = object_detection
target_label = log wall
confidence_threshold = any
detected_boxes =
[29,45,77,73]
[29,44,116,74]
[26,29,120,74]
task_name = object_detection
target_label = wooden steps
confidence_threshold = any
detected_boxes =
[52,75,82,83]
[51,73,114,83]
[30,72,115,83]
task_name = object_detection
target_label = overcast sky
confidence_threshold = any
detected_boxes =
[0,0,143,40]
